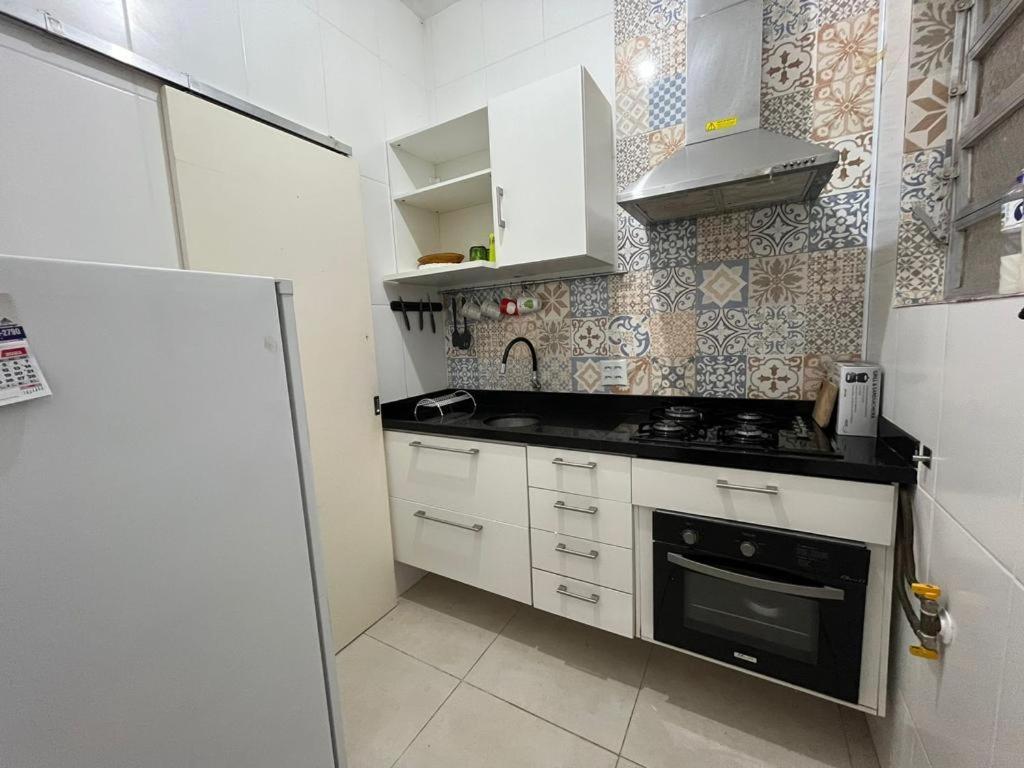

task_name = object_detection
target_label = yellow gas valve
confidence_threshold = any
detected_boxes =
[912,582,942,601]
[909,645,940,660]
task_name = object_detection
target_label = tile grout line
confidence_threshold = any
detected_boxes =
[462,603,521,681]
[388,679,464,768]
[362,632,462,680]
[384,604,521,768]
[460,679,621,760]
[616,643,654,759]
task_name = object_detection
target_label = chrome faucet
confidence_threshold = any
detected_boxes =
[500,336,541,391]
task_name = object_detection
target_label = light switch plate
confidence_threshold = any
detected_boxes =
[600,359,628,386]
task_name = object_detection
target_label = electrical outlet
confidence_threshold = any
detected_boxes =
[600,359,628,387]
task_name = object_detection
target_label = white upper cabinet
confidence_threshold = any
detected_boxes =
[384,66,617,287]
[489,66,615,277]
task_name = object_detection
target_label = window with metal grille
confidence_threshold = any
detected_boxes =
[942,0,1024,298]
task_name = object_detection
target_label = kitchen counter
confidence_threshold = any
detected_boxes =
[380,390,918,485]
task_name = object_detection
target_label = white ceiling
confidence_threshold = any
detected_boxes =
[401,0,462,20]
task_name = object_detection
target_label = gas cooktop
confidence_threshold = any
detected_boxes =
[628,404,840,458]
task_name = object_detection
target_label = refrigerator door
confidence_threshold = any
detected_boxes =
[0,255,339,767]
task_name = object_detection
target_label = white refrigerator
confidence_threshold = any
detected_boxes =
[0,254,345,767]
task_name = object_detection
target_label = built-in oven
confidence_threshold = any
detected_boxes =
[652,510,871,703]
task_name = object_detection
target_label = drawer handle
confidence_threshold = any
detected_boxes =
[556,584,600,603]
[414,509,483,532]
[409,440,480,455]
[716,479,780,495]
[553,500,598,515]
[555,543,599,559]
[552,457,597,469]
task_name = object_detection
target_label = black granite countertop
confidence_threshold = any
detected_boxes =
[380,390,918,485]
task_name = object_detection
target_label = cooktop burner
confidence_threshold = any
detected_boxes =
[662,405,701,422]
[630,404,839,458]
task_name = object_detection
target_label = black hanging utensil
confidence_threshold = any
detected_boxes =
[397,294,410,330]
[427,293,436,333]
[451,298,471,350]
[460,297,472,348]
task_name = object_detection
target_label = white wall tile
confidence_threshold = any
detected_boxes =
[482,0,543,64]
[544,12,614,102]
[542,0,612,39]
[402,320,448,395]
[127,0,248,97]
[991,583,1024,768]
[318,0,378,53]
[34,0,129,47]
[433,70,486,123]
[485,44,546,99]
[427,0,484,86]
[377,0,428,87]
[889,303,946,493]
[240,0,328,132]
[0,42,178,268]
[372,305,409,403]
[900,504,1014,768]
[878,286,899,423]
[382,63,431,139]
[361,178,397,305]
[322,21,386,182]
[934,297,1024,574]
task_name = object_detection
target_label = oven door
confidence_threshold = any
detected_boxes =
[653,540,868,702]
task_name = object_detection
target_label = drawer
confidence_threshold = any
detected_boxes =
[631,459,897,545]
[530,529,633,593]
[531,569,634,638]
[390,497,531,604]
[528,487,633,548]
[527,446,631,502]
[385,430,528,526]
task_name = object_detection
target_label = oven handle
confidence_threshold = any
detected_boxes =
[666,552,846,601]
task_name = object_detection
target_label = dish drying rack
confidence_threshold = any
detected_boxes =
[414,390,477,422]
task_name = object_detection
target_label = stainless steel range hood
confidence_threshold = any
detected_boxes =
[618,0,839,225]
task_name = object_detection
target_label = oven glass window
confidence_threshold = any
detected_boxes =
[683,571,820,664]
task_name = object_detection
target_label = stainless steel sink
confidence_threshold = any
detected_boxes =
[483,413,542,428]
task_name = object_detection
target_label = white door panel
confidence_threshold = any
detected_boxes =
[161,87,395,650]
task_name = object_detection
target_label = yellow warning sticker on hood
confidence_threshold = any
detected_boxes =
[705,116,738,133]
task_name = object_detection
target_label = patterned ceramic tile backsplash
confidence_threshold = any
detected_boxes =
[893,0,955,305]
[444,0,877,398]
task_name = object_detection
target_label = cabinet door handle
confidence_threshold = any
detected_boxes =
[553,500,598,515]
[556,584,600,603]
[552,457,597,469]
[496,185,506,229]
[555,543,599,559]
[409,440,479,455]
[716,479,780,495]
[413,509,483,532]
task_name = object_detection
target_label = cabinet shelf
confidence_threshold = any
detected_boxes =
[382,260,499,287]
[393,170,492,213]
[389,107,489,165]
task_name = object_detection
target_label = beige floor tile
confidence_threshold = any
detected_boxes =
[617,759,645,768]
[621,648,852,768]
[366,574,519,678]
[465,607,649,752]
[839,706,880,768]
[396,683,618,768]
[335,635,458,768]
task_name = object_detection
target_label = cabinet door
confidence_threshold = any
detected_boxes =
[489,67,589,267]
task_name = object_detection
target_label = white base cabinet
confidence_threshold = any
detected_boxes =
[383,429,898,715]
